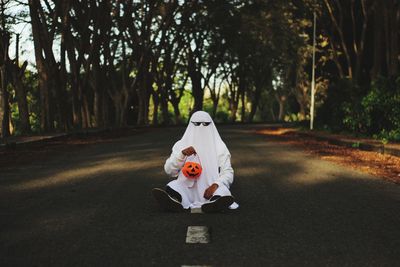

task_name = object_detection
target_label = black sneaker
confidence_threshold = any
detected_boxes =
[201,196,235,213]
[152,188,184,212]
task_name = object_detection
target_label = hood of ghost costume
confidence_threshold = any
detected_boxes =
[173,111,230,187]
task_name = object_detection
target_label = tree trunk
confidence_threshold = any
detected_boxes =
[136,87,145,125]
[188,49,203,112]
[136,75,151,126]
[329,38,345,78]
[0,64,9,137]
[171,100,182,124]
[371,2,383,79]
[270,106,277,122]
[145,72,154,124]
[228,83,239,123]
[247,84,262,123]
[29,0,57,131]
[150,56,162,126]
[230,104,238,122]
[209,77,220,119]
[90,58,104,128]
[275,94,287,121]
[212,100,218,119]
[160,71,172,125]
[119,87,130,127]
[109,80,130,128]
[136,56,151,125]
[324,0,353,78]
[65,29,83,129]
[10,61,30,134]
[169,76,187,125]
[159,92,169,125]
[111,92,122,126]
[388,0,400,76]
[82,93,91,128]
[354,0,369,85]
[191,74,203,112]
[0,29,10,137]
[71,72,83,129]
[9,34,30,133]
[102,90,109,128]
[240,89,246,122]
[152,91,159,125]
[93,89,102,128]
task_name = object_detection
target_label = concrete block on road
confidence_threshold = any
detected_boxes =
[190,208,203,214]
[185,226,210,244]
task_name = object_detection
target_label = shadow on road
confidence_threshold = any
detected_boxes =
[1,125,399,266]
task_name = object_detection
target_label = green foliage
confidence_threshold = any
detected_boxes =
[284,112,310,122]
[361,77,400,134]
[316,78,371,133]
[317,77,400,141]
[374,129,400,144]
[202,95,230,123]
[10,101,20,135]
[178,90,194,123]
[341,101,365,133]
[6,0,396,136]
[214,110,230,123]
[351,142,360,148]
[316,78,356,132]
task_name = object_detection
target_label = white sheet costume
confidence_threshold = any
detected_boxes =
[164,111,239,209]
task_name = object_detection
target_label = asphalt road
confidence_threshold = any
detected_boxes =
[1,125,399,266]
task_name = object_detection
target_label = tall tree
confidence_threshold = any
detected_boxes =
[0,25,10,137]
[322,0,377,86]
[29,0,63,131]
[9,43,30,134]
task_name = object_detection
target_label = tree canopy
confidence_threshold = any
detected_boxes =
[0,0,399,141]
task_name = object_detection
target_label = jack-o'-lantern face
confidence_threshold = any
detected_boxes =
[182,161,202,179]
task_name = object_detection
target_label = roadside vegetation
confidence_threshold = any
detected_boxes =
[0,0,399,143]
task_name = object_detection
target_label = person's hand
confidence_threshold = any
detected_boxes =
[182,146,196,156]
[204,183,219,199]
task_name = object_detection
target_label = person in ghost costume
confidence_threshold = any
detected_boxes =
[152,111,239,213]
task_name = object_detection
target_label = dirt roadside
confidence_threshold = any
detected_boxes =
[256,128,400,184]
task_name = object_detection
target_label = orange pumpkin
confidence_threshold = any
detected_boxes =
[182,161,202,179]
